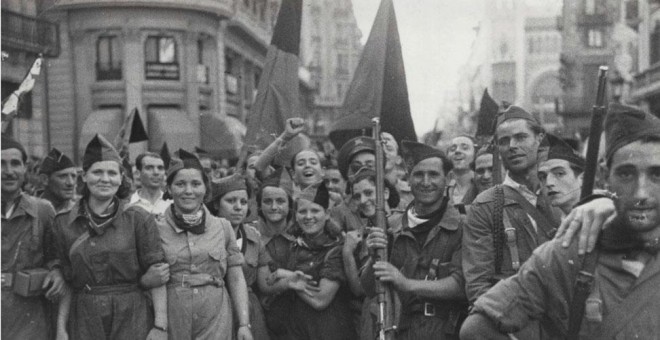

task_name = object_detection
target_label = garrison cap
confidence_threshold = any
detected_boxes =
[82,134,122,171]
[211,174,248,202]
[1,134,27,162]
[166,149,206,183]
[545,134,585,169]
[400,140,445,170]
[337,136,376,179]
[496,105,540,127]
[40,148,76,175]
[261,166,294,197]
[605,103,660,161]
[296,181,330,210]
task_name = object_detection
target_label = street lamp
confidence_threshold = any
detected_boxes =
[610,70,624,103]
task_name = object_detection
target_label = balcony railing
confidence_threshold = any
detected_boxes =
[633,63,660,92]
[1,9,60,57]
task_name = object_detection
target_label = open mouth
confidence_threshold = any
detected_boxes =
[508,155,524,161]
[628,209,653,222]
[303,169,315,178]
[548,191,559,197]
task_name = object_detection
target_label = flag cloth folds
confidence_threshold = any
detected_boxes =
[114,108,149,179]
[240,0,303,165]
[2,55,43,132]
[475,88,499,142]
[329,0,416,149]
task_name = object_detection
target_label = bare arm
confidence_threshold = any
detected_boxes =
[146,285,168,339]
[55,288,72,340]
[372,261,465,299]
[295,278,340,311]
[342,231,364,296]
[253,117,305,176]
[226,265,253,340]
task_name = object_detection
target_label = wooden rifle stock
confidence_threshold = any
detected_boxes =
[567,66,608,340]
[372,118,396,340]
[580,66,609,200]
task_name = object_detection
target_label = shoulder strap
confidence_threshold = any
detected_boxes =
[492,185,505,274]
[500,186,557,238]
[567,250,600,340]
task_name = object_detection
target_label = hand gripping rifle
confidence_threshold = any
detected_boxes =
[372,118,396,340]
[567,66,608,340]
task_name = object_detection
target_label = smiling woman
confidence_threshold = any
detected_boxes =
[52,134,168,340]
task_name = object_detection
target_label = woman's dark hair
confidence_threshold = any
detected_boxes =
[81,161,131,200]
[256,186,294,223]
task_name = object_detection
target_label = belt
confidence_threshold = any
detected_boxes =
[408,302,450,318]
[75,283,139,295]
[168,273,223,288]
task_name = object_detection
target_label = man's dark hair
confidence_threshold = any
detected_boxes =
[135,152,162,171]
[411,154,453,176]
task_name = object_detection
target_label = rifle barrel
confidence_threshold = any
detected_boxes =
[580,66,608,200]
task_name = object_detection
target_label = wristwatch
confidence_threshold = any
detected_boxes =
[239,323,252,329]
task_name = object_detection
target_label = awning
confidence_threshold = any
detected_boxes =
[79,107,123,156]
[148,107,196,152]
[199,114,246,159]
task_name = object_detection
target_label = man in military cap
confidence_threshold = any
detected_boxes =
[538,134,585,218]
[128,152,171,215]
[461,103,660,339]
[337,136,377,180]
[38,148,78,214]
[461,105,560,338]
[362,140,467,339]
[2,136,66,339]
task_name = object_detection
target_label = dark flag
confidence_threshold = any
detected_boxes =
[114,108,149,179]
[329,0,416,149]
[475,89,499,140]
[160,142,172,170]
[240,0,303,167]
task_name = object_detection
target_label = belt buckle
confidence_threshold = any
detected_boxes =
[424,302,436,316]
[181,274,189,288]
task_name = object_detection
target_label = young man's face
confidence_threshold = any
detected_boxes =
[46,167,78,200]
[608,141,660,236]
[349,151,375,177]
[139,156,165,190]
[538,158,582,209]
[448,136,475,171]
[324,168,346,197]
[1,149,26,196]
[496,119,543,175]
[474,153,493,192]
[409,157,446,205]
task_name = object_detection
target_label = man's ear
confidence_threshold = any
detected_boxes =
[384,187,390,200]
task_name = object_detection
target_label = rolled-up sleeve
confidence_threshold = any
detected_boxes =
[463,202,497,303]
[135,212,166,271]
[223,220,245,267]
[319,246,346,283]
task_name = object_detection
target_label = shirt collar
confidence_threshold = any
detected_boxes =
[502,174,538,206]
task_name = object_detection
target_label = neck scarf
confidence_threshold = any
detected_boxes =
[85,197,119,235]
[170,205,206,234]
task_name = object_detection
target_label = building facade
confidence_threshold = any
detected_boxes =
[1,0,59,157]
[457,0,564,135]
[630,0,660,116]
[299,0,362,139]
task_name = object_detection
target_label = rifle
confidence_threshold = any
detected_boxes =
[567,66,608,340]
[372,118,396,340]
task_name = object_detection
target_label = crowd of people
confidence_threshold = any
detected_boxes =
[2,102,660,339]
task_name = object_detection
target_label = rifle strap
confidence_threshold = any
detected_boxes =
[492,185,505,274]
[566,250,600,339]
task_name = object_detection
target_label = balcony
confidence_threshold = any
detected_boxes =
[1,9,60,57]
[632,63,660,96]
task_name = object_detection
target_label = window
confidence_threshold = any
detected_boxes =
[587,29,603,47]
[145,35,179,80]
[96,35,121,81]
[585,0,596,15]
